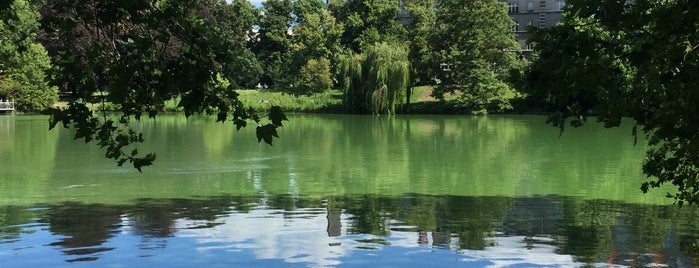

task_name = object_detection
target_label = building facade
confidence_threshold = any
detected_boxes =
[500,0,565,52]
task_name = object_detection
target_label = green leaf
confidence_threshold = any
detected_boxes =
[46,108,63,130]
[256,124,279,145]
[132,153,156,173]
[233,119,247,131]
[217,111,227,123]
[268,106,288,127]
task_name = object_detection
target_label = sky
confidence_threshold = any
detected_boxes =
[225,0,265,7]
[248,0,265,7]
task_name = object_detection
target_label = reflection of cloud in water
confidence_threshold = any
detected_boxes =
[174,207,582,267]
[175,207,349,267]
[462,236,580,267]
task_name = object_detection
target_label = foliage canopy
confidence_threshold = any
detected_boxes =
[0,0,57,112]
[526,0,699,205]
[340,42,410,115]
[430,0,522,113]
[38,0,286,171]
[299,57,333,93]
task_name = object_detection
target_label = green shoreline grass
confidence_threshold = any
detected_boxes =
[236,89,344,113]
[51,86,542,115]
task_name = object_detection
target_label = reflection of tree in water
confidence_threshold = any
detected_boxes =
[673,205,699,267]
[130,195,261,237]
[432,196,512,250]
[557,199,699,266]
[338,194,699,266]
[502,196,563,237]
[44,203,123,262]
[0,206,39,243]
[3,194,698,265]
[129,200,179,238]
[128,200,178,252]
[34,195,263,262]
[557,199,615,264]
[342,195,397,237]
[338,194,513,249]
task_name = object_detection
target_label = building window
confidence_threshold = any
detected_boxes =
[511,21,519,32]
[508,2,519,13]
[526,1,534,11]
[526,43,535,50]
[556,0,565,11]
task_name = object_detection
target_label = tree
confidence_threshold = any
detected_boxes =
[289,5,343,92]
[299,57,332,93]
[399,0,437,112]
[430,0,521,113]
[291,0,325,25]
[290,3,343,64]
[340,42,410,114]
[0,0,57,112]
[252,0,293,88]
[210,0,263,89]
[400,0,437,86]
[39,0,286,171]
[329,0,406,53]
[525,0,699,205]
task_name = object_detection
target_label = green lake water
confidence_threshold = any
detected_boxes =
[0,114,697,267]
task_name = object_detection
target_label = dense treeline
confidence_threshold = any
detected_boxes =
[2,0,522,115]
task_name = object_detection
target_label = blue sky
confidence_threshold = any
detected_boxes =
[248,0,265,7]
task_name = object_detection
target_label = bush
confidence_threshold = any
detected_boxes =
[299,57,332,93]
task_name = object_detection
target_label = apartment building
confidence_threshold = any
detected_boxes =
[501,0,565,52]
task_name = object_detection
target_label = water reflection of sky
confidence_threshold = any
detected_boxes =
[173,207,582,267]
[2,194,697,267]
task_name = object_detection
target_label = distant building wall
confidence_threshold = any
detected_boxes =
[501,0,565,53]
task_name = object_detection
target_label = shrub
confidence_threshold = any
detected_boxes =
[299,57,332,93]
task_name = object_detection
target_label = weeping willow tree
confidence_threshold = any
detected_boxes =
[340,42,410,114]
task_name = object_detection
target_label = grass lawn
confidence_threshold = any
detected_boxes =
[55,86,529,115]
[235,89,344,113]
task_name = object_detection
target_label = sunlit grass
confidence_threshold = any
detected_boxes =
[235,89,344,113]
[57,86,525,115]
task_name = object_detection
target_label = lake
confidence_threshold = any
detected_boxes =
[1,114,697,267]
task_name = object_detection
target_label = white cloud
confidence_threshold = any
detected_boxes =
[173,208,582,268]
[175,207,349,267]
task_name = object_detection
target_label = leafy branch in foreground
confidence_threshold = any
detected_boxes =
[43,100,286,172]
[38,0,286,171]
[44,103,155,171]
[526,0,699,205]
